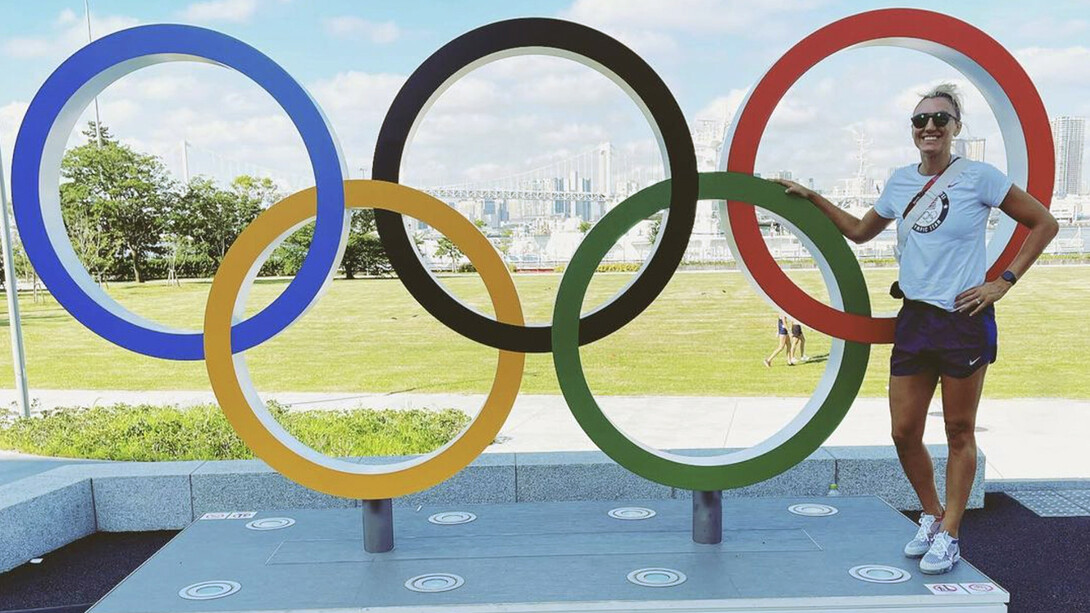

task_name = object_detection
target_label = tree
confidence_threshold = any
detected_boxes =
[273,208,392,279]
[434,237,462,273]
[60,123,176,282]
[230,175,280,209]
[172,175,266,271]
[578,220,592,234]
[340,209,391,279]
[275,221,313,276]
[66,210,113,284]
[646,213,663,245]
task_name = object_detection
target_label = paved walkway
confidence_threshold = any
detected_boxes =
[2,389,1088,484]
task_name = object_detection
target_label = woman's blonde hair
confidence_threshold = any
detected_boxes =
[919,82,963,120]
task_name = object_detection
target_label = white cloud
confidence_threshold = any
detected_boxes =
[0,11,139,59]
[512,72,616,106]
[324,16,400,44]
[594,27,679,62]
[178,0,259,24]
[1012,17,1090,41]
[2,37,54,59]
[540,123,610,145]
[308,71,405,109]
[0,101,30,182]
[562,0,827,35]
[306,71,407,174]
[558,0,827,70]
[1015,46,1090,85]
[0,101,29,137]
[55,8,79,26]
[695,89,747,122]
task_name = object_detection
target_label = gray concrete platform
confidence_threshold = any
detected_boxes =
[0,446,993,574]
[86,496,1007,612]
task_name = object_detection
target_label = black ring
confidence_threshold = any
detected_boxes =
[372,18,697,353]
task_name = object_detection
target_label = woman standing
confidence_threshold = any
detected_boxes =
[764,313,795,367]
[773,83,1057,574]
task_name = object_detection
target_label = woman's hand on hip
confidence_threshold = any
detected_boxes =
[955,280,1011,316]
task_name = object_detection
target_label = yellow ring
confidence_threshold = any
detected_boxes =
[203,179,525,499]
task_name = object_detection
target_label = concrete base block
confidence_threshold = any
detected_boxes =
[190,459,356,518]
[0,444,992,573]
[51,462,205,531]
[356,453,516,507]
[0,473,94,573]
[828,445,986,510]
[515,451,673,501]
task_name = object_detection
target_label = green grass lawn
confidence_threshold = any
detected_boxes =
[0,265,1085,398]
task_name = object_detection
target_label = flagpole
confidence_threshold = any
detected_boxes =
[85,0,103,147]
[0,137,30,419]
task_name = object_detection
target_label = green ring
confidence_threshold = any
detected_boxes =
[552,171,871,490]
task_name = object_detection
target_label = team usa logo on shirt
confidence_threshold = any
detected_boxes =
[913,193,950,233]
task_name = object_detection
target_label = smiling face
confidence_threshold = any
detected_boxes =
[912,96,961,158]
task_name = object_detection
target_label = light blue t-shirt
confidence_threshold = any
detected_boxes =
[873,160,1012,312]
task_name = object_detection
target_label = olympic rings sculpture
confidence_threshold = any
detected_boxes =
[11,9,1052,499]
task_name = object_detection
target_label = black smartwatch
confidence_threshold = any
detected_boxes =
[1000,270,1017,286]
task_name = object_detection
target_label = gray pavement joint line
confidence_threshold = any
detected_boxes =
[187,461,205,522]
[720,399,738,448]
[189,470,196,522]
[89,475,98,533]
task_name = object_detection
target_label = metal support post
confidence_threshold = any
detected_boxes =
[362,498,394,553]
[0,138,30,418]
[692,490,722,544]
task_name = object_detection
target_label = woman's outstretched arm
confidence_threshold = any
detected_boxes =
[770,178,893,244]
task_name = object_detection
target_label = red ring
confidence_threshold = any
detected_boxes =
[725,8,1053,344]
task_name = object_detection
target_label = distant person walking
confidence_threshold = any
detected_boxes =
[764,314,796,367]
[790,322,808,363]
[773,83,1057,574]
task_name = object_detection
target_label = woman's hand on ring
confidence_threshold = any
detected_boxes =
[955,280,1010,315]
[770,178,813,201]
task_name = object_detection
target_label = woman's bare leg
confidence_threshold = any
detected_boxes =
[765,334,789,366]
[890,371,944,518]
[938,365,987,538]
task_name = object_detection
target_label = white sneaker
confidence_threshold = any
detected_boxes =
[919,531,961,575]
[904,513,941,558]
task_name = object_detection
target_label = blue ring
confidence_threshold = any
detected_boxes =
[11,25,346,360]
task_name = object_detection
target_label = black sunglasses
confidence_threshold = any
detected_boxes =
[910,111,959,129]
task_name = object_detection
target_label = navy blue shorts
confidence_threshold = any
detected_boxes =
[890,300,997,379]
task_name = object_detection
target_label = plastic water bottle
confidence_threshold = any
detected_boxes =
[827,483,841,497]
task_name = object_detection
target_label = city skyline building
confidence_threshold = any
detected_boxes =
[1051,116,1086,197]
[952,137,986,162]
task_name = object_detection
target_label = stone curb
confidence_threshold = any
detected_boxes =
[0,445,986,573]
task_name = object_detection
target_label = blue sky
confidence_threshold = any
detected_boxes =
[1,0,1088,192]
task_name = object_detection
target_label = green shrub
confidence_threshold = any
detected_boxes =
[0,402,471,461]
[595,262,643,273]
[552,262,642,274]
